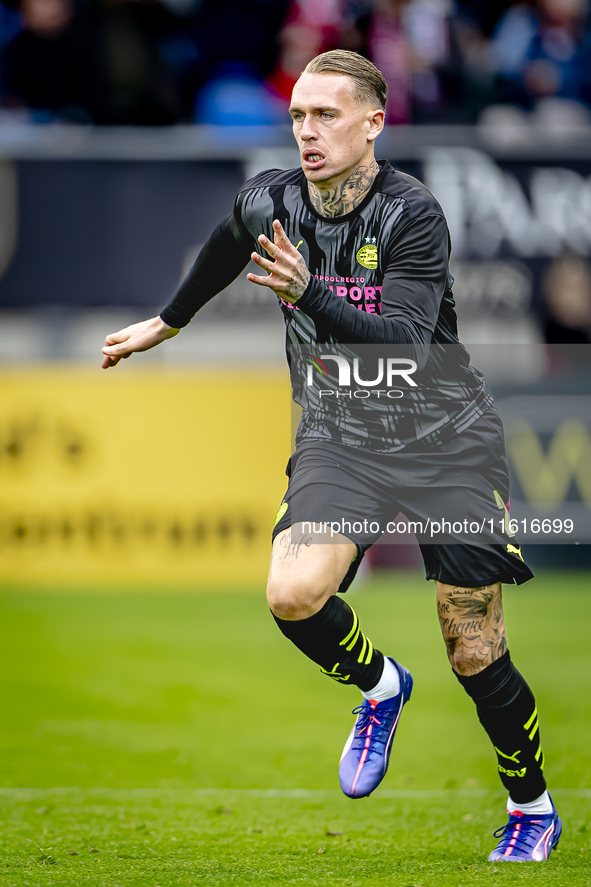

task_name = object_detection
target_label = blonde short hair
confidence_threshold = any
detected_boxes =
[303,50,388,111]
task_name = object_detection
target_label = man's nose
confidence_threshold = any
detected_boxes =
[300,115,318,140]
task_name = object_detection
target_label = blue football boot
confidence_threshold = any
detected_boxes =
[488,797,562,861]
[338,658,413,799]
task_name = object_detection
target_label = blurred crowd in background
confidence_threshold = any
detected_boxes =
[0,0,590,127]
[0,0,590,348]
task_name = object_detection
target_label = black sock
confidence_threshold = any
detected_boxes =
[455,651,546,804]
[273,595,384,691]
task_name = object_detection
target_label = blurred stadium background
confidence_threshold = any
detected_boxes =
[0,3,590,880]
[1,0,591,583]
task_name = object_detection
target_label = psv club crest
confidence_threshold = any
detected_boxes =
[356,236,378,269]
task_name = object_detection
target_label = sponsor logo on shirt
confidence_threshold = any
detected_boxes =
[312,274,382,314]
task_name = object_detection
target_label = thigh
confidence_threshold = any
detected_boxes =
[272,442,391,582]
[435,581,507,676]
[267,441,390,618]
[267,523,357,619]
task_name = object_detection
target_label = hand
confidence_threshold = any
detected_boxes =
[247,220,310,303]
[101,316,180,369]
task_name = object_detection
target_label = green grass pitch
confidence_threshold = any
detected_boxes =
[0,571,590,886]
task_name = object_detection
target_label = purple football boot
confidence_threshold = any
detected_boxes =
[338,658,413,799]
[488,797,562,862]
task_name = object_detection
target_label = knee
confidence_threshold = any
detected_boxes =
[266,575,332,621]
[446,639,489,677]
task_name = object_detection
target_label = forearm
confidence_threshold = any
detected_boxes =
[296,277,431,347]
[160,215,252,328]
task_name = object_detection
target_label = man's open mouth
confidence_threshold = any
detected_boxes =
[303,151,326,168]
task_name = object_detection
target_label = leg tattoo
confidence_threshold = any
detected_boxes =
[437,583,507,675]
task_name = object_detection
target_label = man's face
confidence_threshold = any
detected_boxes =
[289,73,382,185]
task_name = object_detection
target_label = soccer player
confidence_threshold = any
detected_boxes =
[101,50,561,862]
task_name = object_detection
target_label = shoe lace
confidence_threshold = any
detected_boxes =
[350,701,396,751]
[492,811,545,853]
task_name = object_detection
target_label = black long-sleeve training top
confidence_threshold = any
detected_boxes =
[161,160,492,452]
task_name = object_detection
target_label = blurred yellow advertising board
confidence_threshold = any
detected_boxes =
[0,367,292,590]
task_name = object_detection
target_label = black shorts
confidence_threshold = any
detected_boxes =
[272,407,533,591]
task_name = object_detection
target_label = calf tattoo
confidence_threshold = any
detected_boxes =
[437,584,507,675]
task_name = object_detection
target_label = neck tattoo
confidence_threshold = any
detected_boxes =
[308,160,379,218]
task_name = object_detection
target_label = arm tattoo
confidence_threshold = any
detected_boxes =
[308,160,380,218]
[284,253,310,301]
[437,585,507,675]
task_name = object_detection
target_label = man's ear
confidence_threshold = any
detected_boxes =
[367,109,385,142]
